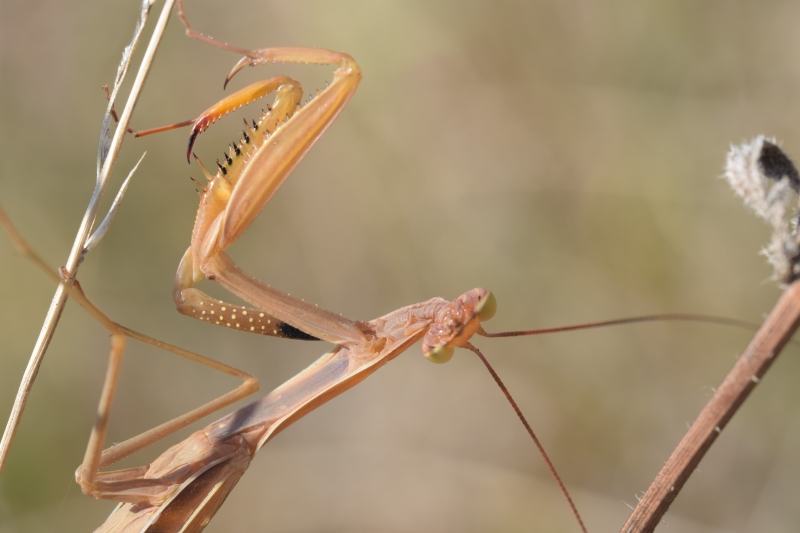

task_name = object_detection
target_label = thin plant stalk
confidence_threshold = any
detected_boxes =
[0,0,177,476]
[620,279,800,532]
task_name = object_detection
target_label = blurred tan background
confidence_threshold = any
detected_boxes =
[2,1,800,531]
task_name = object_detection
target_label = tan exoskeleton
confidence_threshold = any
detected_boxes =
[16,2,594,531]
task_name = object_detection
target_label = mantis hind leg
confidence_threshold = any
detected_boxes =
[0,207,259,502]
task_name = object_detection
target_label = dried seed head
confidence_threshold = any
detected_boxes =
[724,136,800,282]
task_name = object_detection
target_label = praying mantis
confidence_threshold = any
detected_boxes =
[11,2,594,530]
[2,1,800,531]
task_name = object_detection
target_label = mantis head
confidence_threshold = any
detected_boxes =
[422,288,497,364]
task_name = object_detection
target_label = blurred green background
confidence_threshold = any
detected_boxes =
[2,1,800,531]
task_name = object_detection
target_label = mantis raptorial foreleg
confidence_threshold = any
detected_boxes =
[149,1,365,348]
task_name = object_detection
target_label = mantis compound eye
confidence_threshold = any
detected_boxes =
[424,345,455,364]
[476,291,497,322]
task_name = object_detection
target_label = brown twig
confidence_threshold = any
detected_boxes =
[620,280,800,532]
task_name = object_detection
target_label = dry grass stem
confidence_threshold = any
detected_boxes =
[0,0,176,476]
